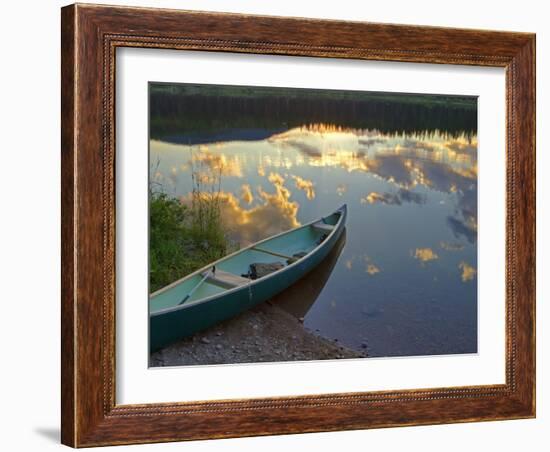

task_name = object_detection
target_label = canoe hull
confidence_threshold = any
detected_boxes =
[150,207,346,352]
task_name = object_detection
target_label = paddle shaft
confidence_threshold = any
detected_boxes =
[178,267,214,305]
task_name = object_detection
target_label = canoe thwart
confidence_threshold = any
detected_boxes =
[203,269,250,289]
[251,246,293,260]
[312,222,334,233]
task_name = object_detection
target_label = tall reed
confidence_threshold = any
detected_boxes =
[189,150,226,251]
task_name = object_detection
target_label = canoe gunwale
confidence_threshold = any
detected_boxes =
[150,204,347,316]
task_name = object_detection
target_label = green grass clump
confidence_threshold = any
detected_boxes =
[149,190,230,293]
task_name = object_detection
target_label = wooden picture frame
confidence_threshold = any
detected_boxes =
[61,3,535,447]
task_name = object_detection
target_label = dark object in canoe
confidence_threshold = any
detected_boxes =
[287,251,308,265]
[248,262,285,280]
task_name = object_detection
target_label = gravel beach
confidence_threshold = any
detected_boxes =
[150,301,366,367]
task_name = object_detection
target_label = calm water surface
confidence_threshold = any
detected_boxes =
[150,98,478,358]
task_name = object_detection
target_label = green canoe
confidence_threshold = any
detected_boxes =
[149,204,347,352]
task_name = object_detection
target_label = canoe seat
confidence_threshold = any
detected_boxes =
[203,269,250,289]
[312,221,334,233]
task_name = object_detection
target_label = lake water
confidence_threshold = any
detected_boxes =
[150,87,478,358]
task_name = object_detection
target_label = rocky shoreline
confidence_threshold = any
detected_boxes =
[150,301,366,367]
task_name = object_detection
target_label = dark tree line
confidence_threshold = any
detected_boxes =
[150,89,477,142]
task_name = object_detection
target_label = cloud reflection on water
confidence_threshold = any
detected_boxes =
[459,261,477,282]
[240,184,253,205]
[291,175,316,200]
[361,188,426,206]
[268,125,477,244]
[152,123,477,250]
[213,175,300,246]
[413,248,439,263]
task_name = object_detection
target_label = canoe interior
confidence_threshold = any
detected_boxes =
[151,274,227,312]
[322,212,340,226]
[150,209,343,313]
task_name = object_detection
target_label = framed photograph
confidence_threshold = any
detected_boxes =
[61,3,535,447]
